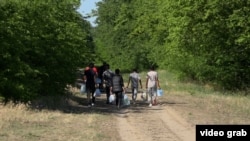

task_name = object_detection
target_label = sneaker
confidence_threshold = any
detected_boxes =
[91,103,95,106]
[88,104,91,108]
[149,104,152,107]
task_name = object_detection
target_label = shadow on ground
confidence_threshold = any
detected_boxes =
[29,89,188,115]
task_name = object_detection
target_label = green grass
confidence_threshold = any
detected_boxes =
[156,70,250,124]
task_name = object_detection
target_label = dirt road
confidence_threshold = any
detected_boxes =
[113,95,195,141]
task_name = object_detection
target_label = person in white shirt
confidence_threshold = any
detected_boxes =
[126,68,142,104]
[145,65,160,107]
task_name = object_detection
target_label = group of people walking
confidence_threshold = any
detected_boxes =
[126,65,161,107]
[82,62,161,108]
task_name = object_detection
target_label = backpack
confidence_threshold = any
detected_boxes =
[103,70,113,87]
[112,75,123,92]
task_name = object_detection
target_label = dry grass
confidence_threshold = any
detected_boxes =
[0,93,120,141]
[158,70,250,125]
[127,69,250,125]
[163,92,250,125]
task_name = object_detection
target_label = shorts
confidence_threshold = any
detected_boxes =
[147,87,157,97]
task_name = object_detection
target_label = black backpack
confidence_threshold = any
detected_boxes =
[104,70,113,86]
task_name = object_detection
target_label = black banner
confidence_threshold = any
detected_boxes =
[196,125,250,141]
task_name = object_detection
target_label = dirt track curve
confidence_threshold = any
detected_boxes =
[113,97,195,141]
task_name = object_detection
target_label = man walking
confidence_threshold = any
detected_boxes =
[126,68,142,104]
[102,64,114,104]
[146,65,160,107]
[110,69,125,109]
[84,62,98,107]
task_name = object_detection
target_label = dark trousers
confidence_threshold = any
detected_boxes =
[86,85,96,104]
[105,86,111,103]
[114,91,123,107]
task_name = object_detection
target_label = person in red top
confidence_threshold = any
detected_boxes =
[84,63,98,107]
[85,66,98,73]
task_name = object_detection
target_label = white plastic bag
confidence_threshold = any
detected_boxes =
[94,88,101,97]
[141,92,147,101]
[109,94,115,104]
[80,84,86,94]
[123,93,130,106]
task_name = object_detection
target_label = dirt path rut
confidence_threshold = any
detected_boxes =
[114,101,195,141]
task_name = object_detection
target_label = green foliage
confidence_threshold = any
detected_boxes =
[94,0,250,91]
[0,0,95,102]
[2,0,245,97]
[167,0,250,90]
[94,0,168,71]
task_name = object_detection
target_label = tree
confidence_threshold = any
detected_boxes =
[94,0,250,91]
[0,0,95,102]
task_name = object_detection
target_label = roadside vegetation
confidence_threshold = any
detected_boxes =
[1,1,249,139]
[1,0,249,104]
[158,70,250,124]
[1,70,249,141]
